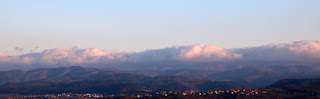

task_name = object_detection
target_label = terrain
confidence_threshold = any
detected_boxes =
[0,66,247,95]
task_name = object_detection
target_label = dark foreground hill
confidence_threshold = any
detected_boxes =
[1,65,320,89]
[0,66,121,85]
[0,79,246,95]
[0,80,145,95]
[268,78,320,88]
[136,65,320,88]
[267,78,320,98]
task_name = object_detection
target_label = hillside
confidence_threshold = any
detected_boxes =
[0,66,247,95]
[266,78,320,98]
[0,80,145,95]
[0,66,120,84]
[1,65,319,90]
[268,78,320,88]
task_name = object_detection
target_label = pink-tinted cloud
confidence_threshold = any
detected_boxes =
[0,40,320,70]
[0,53,7,56]
[34,46,132,65]
[234,40,320,61]
[176,44,242,61]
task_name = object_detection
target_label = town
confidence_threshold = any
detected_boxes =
[8,88,269,99]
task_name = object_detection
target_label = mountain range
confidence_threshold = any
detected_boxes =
[0,65,319,94]
[0,66,248,95]
[0,40,320,95]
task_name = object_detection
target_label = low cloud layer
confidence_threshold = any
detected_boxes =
[0,53,7,56]
[233,40,320,61]
[0,40,320,70]
[177,44,242,61]
[0,47,131,66]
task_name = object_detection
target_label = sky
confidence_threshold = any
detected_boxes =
[0,0,320,55]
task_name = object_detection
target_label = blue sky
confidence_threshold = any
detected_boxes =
[1,0,319,55]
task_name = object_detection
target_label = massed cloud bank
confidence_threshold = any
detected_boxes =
[233,40,320,61]
[0,40,319,70]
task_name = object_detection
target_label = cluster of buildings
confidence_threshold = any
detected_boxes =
[10,93,104,99]
[130,89,267,98]
[9,89,267,98]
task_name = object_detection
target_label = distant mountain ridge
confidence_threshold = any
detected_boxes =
[268,78,320,89]
[0,66,121,85]
[135,65,320,88]
[0,66,247,95]
[1,65,320,89]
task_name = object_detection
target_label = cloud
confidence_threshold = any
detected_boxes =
[18,46,132,65]
[176,44,242,61]
[0,40,320,70]
[14,47,24,52]
[0,44,244,68]
[125,44,242,62]
[0,53,7,56]
[0,55,31,65]
[29,46,40,53]
[233,40,320,61]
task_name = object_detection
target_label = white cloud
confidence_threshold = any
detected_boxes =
[125,44,242,62]
[176,44,242,61]
[233,40,320,61]
[0,47,132,66]
[36,47,132,65]
[0,40,320,70]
